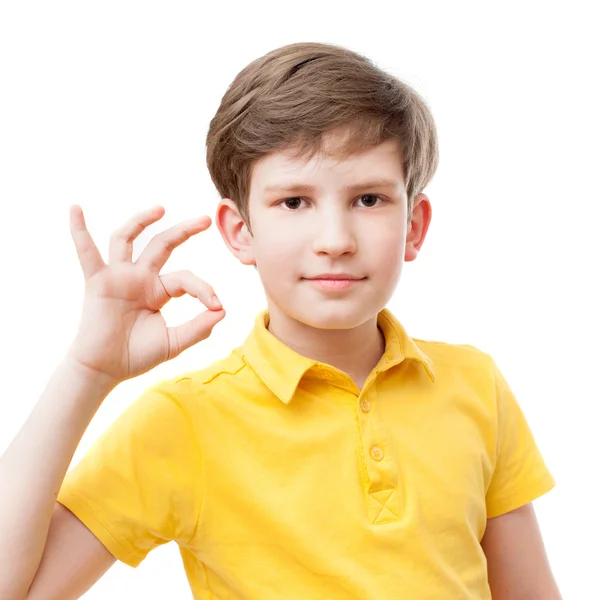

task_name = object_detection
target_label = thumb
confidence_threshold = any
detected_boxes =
[167,308,226,358]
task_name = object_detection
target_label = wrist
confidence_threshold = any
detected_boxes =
[61,354,121,396]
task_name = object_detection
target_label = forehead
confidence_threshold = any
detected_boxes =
[249,136,405,192]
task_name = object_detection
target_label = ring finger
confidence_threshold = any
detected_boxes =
[108,206,166,264]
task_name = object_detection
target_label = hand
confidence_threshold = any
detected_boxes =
[66,205,225,385]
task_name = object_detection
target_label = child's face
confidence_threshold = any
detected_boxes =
[218,132,431,330]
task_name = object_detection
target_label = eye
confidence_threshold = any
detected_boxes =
[280,197,306,210]
[356,194,384,208]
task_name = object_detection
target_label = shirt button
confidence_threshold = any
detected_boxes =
[370,445,384,461]
[360,398,371,413]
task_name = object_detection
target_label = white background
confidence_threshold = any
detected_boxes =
[1,1,598,598]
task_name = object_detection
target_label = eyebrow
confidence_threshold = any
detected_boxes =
[263,178,401,195]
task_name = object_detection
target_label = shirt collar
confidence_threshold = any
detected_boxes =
[241,308,436,404]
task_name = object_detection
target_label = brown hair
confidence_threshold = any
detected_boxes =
[206,42,438,227]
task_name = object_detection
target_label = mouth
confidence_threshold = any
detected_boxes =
[305,273,365,280]
[302,274,367,291]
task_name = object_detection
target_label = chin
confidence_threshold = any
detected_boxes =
[290,301,381,331]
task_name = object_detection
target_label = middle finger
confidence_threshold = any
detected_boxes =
[108,206,166,264]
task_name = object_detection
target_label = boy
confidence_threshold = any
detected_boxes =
[0,42,561,599]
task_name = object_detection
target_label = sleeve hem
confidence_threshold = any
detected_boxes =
[486,472,556,519]
[57,489,147,568]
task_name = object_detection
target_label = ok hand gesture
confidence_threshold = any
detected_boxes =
[67,205,225,385]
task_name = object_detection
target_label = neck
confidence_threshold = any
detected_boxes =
[266,308,386,389]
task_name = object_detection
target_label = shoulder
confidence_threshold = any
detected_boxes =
[413,337,495,372]
[411,338,504,406]
[154,347,251,405]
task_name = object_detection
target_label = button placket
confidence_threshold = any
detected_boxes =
[357,387,401,524]
[358,395,386,463]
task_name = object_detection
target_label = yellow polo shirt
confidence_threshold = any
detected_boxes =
[57,308,555,599]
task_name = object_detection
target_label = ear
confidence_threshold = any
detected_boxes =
[215,198,256,266]
[405,193,432,262]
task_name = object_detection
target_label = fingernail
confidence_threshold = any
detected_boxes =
[212,295,222,308]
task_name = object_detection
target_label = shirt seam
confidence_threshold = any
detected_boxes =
[172,377,204,548]
[200,360,246,385]
[490,354,501,472]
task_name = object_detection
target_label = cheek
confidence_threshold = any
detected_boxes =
[252,226,305,275]
[361,225,406,264]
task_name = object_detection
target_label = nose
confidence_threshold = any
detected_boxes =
[311,212,357,257]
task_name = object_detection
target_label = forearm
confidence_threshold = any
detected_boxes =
[0,357,116,599]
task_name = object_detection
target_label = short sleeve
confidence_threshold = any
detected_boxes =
[57,379,201,568]
[485,361,555,519]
